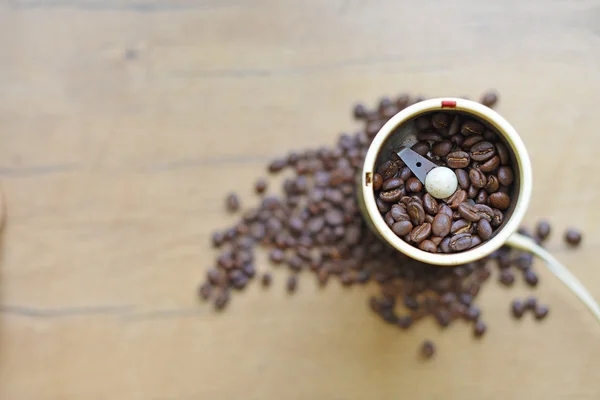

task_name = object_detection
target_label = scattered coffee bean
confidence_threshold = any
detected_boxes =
[524,269,539,287]
[225,193,241,212]
[565,228,582,247]
[446,151,470,169]
[473,320,487,337]
[525,296,537,310]
[499,269,515,286]
[214,289,230,310]
[286,275,298,293]
[198,282,213,300]
[421,340,435,359]
[373,173,383,191]
[480,91,498,107]
[511,299,525,319]
[461,120,484,136]
[406,177,423,193]
[534,304,549,320]
[489,192,511,210]
[536,220,551,241]
[261,272,272,287]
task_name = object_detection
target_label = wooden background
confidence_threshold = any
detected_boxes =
[1,1,600,399]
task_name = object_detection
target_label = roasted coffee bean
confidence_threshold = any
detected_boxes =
[373,173,383,191]
[470,141,495,162]
[439,237,452,253]
[470,235,482,248]
[455,169,470,190]
[448,115,461,135]
[524,269,539,287]
[419,239,437,253]
[199,282,213,300]
[473,321,487,337]
[417,131,444,142]
[477,219,493,240]
[430,236,444,246]
[424,214,434,224]
[465,306,480,321]
[489,192,511,210]
[415,116,432,131]
[525,296,537,310]
[404,295,419,310]
[432,140,453,157]
[565,228,582,246]
[491,209,504,227]
[432,113,450,132]
[434,309,451,327]
[476,190,488,205]
[268,159,287,173]
[286,275,298,293]
[377,160,399,180]
[499,269,515,286]
[480,155,500,173]
[461,120,484,135]
[254,178,268,194]
[449,233,473,251]
[447,189,467,209]
[353,103,368,119]
[480,91,498,107]
[411,141,430,156]
[407,201,426,226]
[497,166,514,186]
[308,216,326,234]
[536,220,551,241]
[225,193,241,212]
[514,252,533,270]
[214,289,230,310]
[511,299,525,318]
[379,188,404,203]
[474,204,493,221]
[484,175,500,193]
[483,129,497,141]
[376,197,391,213]
[467,184,478,199]
[462,135,484,150]
[260,272,272,287]
[458,202,481,222]
[410,223,432,243]
[390,204,409,221]
[269,249,285,264]
[534,304,549,320]
[421,340,435,359]
[451,134,465,147]
[397,315,413,329]
[446,151,470,168]
[423,193,439,215]
[439,204,453,218]
[212,231,226,248]
[391,220,413,236]
[469,168,487,189]
[432,213,452,237]
[406,177,423,193]
[382,177,404,191]
[495,142,510,165]
[451,219,472,235]
[399,166,413,181]
[459,293,473,306]
[498,185,510,194]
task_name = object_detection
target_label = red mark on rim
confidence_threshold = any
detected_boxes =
[441,100,457,108]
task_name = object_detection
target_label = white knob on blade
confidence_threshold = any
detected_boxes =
[425,167,458,199]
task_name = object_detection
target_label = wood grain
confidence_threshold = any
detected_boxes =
[1,1,599,399]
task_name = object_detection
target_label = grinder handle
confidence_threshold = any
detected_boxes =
[506,233,600,326]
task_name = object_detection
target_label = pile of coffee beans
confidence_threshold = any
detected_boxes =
[200,90,583,359]
[373,112,515,253]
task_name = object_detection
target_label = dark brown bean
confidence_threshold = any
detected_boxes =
[469,235,482,248]
[432,140,453,157]
[476,190,488,205]
[461,120,484,135]
[418,239,437,253]
[511,299,525,318]
[377,160,399,180]
[484,175,500,193]
[477,219,493,240]
[447,189,467,209]
[565,228,582,246]
[214,289,230,310]
[417,131,444,142]
[439,204,453,218]
[465,306,480,321]
[199,282,213,300]
[376,197,391,213]
[430,236,444,246]
[489,192,511,210]
[446,151,470,169]
[491,208,504,227]
[261,272,272,287]
[382,177,404,191]
[534,305,549,320]
[458,202,481,222]
[384,212,395,227]
[410,223,432,243]
[439,237,452,253]
[411,141,430,156]
[379,187,404,203]
[225,193,241,212]
[473,321,487,337]
[268,159,287,173]
[390,204,409,221]
[536,220,551,241]
[497,166,514,186]
[391,220,413,236]
[423,193,439,215]
[421,340,435,358]
[483,130,497,142]
[449,233,473,251]
[255,178,268,194]
[480,91,498,107]
[432,213,452,236]
[524,270,539,287]
[495,142,510,165]
[407,201,426,226]
[373,173,383,191]
[470,141,495,162]
[455,169,470,190]
[469,168,487,189]
[432,113,450,132]
[406,177,423,193]
[480,155,500,173]
[353,103,368,119]
[462,135,484,150]
[399,166,413,181]
[415,116,432,131]
[467,184,478,199]
[424,214,434,224]
[286,275,298,293]
[451,133,465,147]
[499,269,515,286]
[397,315,413,329]
[525,297,537,310]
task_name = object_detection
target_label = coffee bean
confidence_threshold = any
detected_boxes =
[447,189,467,209]
[480,91,498,107]
[473,321,487,337]
[377,160,399,180]
[382,177,404,191]
[353,103,368,119]
[376,197,391,213]
[499,269,515,286]
[199,282,213,300]
[415,116,432,131]
[495,142,509,165]
[514,252,533,270]
[467,184,478,199]
[448,115,461,136]
[373,173,383,190]
[421,340,435,358]
[469,168,487,189]
[434,309,451,327]
[511,299,525,318]
[477,219,493,240]
[411,141,430,156]
[480,155,500,173]
[458,202,481,222]
[430,236,444,246]
[439,237,452,253]
[417,131,444,142]
[524,269,539,287]
[535,220,551,241]
[404,295,419,310]
[214,289,230,310]
[379,188,404,203]
[225,193,241,212]
[406,177,423,193]
[476,190,488,205]
[565,228,582,246]
[407,201,426,226]
[439,204,453,218]
[268,159,287,173]
[391,220,413,236]
[497,166,514,186]
[470,141,495,162]
[432,213,452,237]
[451,219,473,235]
[455,169,470,190]
[461,120,484,136]
[489,192,511,210]
[432,113,449,132]
[491,209,504,227]
[423,193,439,215]
[399,166,413,181]
[465,306,480,321]
[484,175,500,193]
[446,151,470,168]
[459,293,473,306]
[451,134,465,147]
[410,223,432,244]
[419,239,437,253]
[269,249,285,264]
[390,204,409,221]
[462,135,485,150]
[449,233,473,251]
[470,235,482,248]
[432,140,453,157]
[534,304,549,320]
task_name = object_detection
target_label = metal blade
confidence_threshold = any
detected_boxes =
[397,147,438,184]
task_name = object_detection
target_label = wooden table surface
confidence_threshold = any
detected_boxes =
[1,1,600,399]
